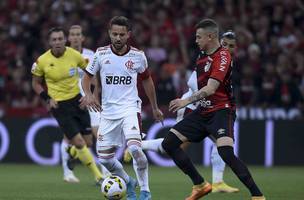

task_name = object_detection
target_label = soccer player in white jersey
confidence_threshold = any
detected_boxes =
[124,31,239,193]
[60,25,109,183]
[80,16,164,200]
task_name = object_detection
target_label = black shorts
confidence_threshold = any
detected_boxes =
[172,109,236,143]
[51,94,91,140]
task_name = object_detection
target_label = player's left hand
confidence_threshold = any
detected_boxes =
[169,98,189,113]
[152,108,164,126]
[79,94,101,112]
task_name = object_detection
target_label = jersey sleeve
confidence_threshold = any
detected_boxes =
[31,60,44,77]
[77,52,88,70]
[209,50,232,82]
[85,52,100,75]
[137,52,148,73]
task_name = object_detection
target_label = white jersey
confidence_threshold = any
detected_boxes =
[79,48,95,79]
[86,45,148,119]
[176,71,199,122]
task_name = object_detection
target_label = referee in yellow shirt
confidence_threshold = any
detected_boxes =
[31,27,103,183]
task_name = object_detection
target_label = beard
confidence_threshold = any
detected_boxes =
[112,42,124,51]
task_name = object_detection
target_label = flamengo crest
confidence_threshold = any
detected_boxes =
[125,60,135,70]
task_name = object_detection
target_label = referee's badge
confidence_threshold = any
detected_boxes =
[69,68,76,76]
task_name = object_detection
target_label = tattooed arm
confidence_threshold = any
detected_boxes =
[169,78,220,112]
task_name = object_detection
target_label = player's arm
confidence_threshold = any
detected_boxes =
[141,72,164,124]
[31,62,57,109]
[169,50,231,112]
[79,53,101,111]
[93,72,101,104]
[169,79,219,112]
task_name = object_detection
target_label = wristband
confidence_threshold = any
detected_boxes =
[39,91,51,102]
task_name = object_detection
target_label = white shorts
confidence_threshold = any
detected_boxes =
[96,113,141,148]
[79,79,100,127]
[89,111,101,127]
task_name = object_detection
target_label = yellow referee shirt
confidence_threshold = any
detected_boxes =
[32,47,88,101]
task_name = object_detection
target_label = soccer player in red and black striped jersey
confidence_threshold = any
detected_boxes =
[162,19,265,200]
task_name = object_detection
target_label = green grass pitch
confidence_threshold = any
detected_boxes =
[0,164,303,200]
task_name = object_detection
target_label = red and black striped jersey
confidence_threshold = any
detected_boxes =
[195,46,235,114]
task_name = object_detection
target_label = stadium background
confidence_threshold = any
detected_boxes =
[1,0,304,165]
[1,1,304,200]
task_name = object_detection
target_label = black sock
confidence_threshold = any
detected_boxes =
[218,146,263,196]
[162,132,204,185]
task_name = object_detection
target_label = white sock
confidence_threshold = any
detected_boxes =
[98,157,130,183]
[60,139,74,176]
[211,144,225,183]
[128,145,150,192]
[100,164,111,177]
[142,138,164,153]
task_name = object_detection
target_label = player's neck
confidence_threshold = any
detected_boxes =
[51,47,66,58]
[71,45,82,53]
[111,44,129,55]
[205,41,221,55]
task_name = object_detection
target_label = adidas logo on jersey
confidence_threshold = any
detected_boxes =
[106,75,132,85]
[105,60,111,64]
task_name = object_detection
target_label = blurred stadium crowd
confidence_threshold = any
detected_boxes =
[1,0,304,118]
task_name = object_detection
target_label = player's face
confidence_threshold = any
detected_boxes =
[108,25,130,51]
[68,28,84,47]
[221,38,236,55]
[49,31,66,54]
[196,28,215,51]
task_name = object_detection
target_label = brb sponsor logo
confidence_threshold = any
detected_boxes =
[106,76,132,85]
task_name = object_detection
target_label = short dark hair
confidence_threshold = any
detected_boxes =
[47,27,66,39]
[195,19,219,35]
[109,16,132,31]
[222,30,236,40]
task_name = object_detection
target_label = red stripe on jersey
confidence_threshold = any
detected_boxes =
[196,47,235,114]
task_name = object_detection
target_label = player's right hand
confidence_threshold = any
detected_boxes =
[48,99,58,109]
[79,94,102,112]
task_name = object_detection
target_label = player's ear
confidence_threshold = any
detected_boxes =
[127,31,131,39]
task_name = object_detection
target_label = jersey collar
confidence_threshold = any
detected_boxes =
[110,44,131,56]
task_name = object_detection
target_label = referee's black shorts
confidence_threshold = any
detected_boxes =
[171,108,236,143]
[51,94,91,140]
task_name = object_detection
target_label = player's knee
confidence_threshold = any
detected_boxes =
[162,131,182,154]
[98,157,122,172]
[127,143,148,170]
[71,135,86,149]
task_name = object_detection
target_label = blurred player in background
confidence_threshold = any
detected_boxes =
[123,30,239,193]
[80,16,163,200]
[59,25,110,183]
[162,19,265,200]
[31,27,103,184]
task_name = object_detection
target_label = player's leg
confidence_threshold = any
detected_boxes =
[89,111,111,177]
[60,136,79,183]
[209,109,264,199]
[67,106,103,182]
[97,117,137,200]
[123,113,151,200]
[52,99,102,183]
[210,143,239,193]
[123,138,164,163]
[68,133,103,182]
[162,112,212,200]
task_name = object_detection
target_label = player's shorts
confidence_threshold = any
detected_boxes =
[96,112,142,148]
[89,111,100,127]
[79,80,100,127]
[51,94,91,140]
[171,108,236,143]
